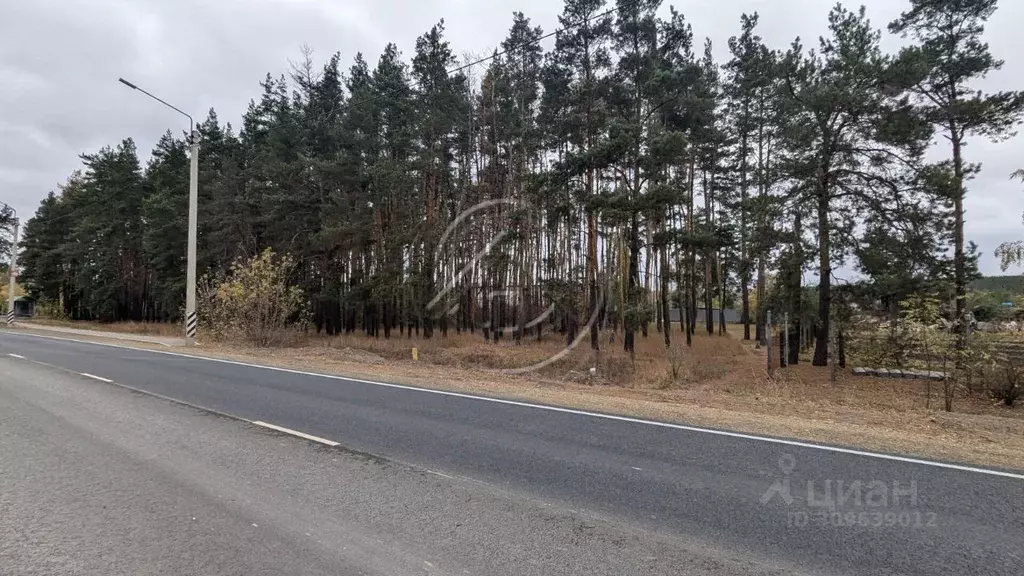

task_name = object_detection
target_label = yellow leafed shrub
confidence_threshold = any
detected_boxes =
[198,249,308,346]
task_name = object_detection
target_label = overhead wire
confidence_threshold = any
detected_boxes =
[22,0,646,229]
[344,0,643,110]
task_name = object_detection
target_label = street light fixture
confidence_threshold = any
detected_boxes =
[1,202,17,326]
[119,77,199,343]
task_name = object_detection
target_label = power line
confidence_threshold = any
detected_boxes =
[345,0,642,110]
[21,1,646,227]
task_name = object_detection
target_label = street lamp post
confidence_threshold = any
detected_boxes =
[118,78,199,343]
[2,203,17,326]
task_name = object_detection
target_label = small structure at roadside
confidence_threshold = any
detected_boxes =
[12,296,35,318]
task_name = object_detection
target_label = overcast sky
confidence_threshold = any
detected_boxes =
[2,0,1022,274]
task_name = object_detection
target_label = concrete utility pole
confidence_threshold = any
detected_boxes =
[186,130,199,341]
[2,203,17,325]
[118,78,199,343]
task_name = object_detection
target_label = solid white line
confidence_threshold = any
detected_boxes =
[7,353,25,359]
[4,330,1024,480]
[251,421,340,447]
[80,373,113,383]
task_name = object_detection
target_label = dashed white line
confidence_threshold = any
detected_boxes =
[80,373,113,383]
[7,353,25,359]
[251,421,340,447]
[4,330,1024,480]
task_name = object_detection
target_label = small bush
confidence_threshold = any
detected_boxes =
[33,297,67,320]
[992,361,1022,407]
[198,249,308,347]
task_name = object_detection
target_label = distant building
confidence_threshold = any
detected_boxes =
[668,308,741,324]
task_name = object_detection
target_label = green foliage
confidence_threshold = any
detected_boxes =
[0,274,24,308]
[13,0,1017,362]
[783,4,934,364]
[890,0,1024,142]
[198,250,308,346]
[848,295,943,369]
[142,132,190,319]
[847,293,1007,412]
[17,189,72,311]
[0,203,14,265]
[968,290,1023,321]
[971,275,1024,294]
[890,0,1024,331]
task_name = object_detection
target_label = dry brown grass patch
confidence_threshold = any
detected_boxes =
[28,318,183,338]
[289,328,750,390]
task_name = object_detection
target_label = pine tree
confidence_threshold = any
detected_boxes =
[142,131,190,319]
[412,21,469,338]
[606,0,663,356]
[549,0,613,350]
[890,0,1024,337]
[783,5,931,366]
[17,185,76,311]
[724,13,765,342]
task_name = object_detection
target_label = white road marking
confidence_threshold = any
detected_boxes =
[7,353,25,359]
[631,467,643,471]
[251,421,340,447]
[4,330,1024,480]
[425,470,453,479]
[80,373,112,383]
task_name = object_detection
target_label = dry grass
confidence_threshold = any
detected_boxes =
[9,321,1024,470]
[28,318,184,338]
[290,327,747,390]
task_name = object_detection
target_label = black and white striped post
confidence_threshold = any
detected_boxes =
[3,202,17,326]
[186,311,198,340]
[119,78,199,345]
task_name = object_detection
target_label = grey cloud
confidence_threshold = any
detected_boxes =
[2,0,1021,274]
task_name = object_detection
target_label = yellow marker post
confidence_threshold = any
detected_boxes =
[412,347,419,361]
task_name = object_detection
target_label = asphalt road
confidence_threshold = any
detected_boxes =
[2,330,1023,575]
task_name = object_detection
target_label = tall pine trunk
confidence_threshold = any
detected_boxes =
[660,233,671,348]
[951,130,967,351]
[704,166,714,335]
[624,212,640,358]
[789,211,802,365]
[739,130,751,341]
[813,173,830,367]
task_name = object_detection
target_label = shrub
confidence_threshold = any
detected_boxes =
[992,361,1022,407]
[33,297,67,320]
[197,249,308,347]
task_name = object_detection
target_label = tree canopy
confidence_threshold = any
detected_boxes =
[17,0,1022,364]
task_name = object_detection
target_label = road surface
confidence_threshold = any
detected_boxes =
[1,330,1022,575]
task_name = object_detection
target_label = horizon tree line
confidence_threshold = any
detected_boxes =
[14,0,1023,364]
